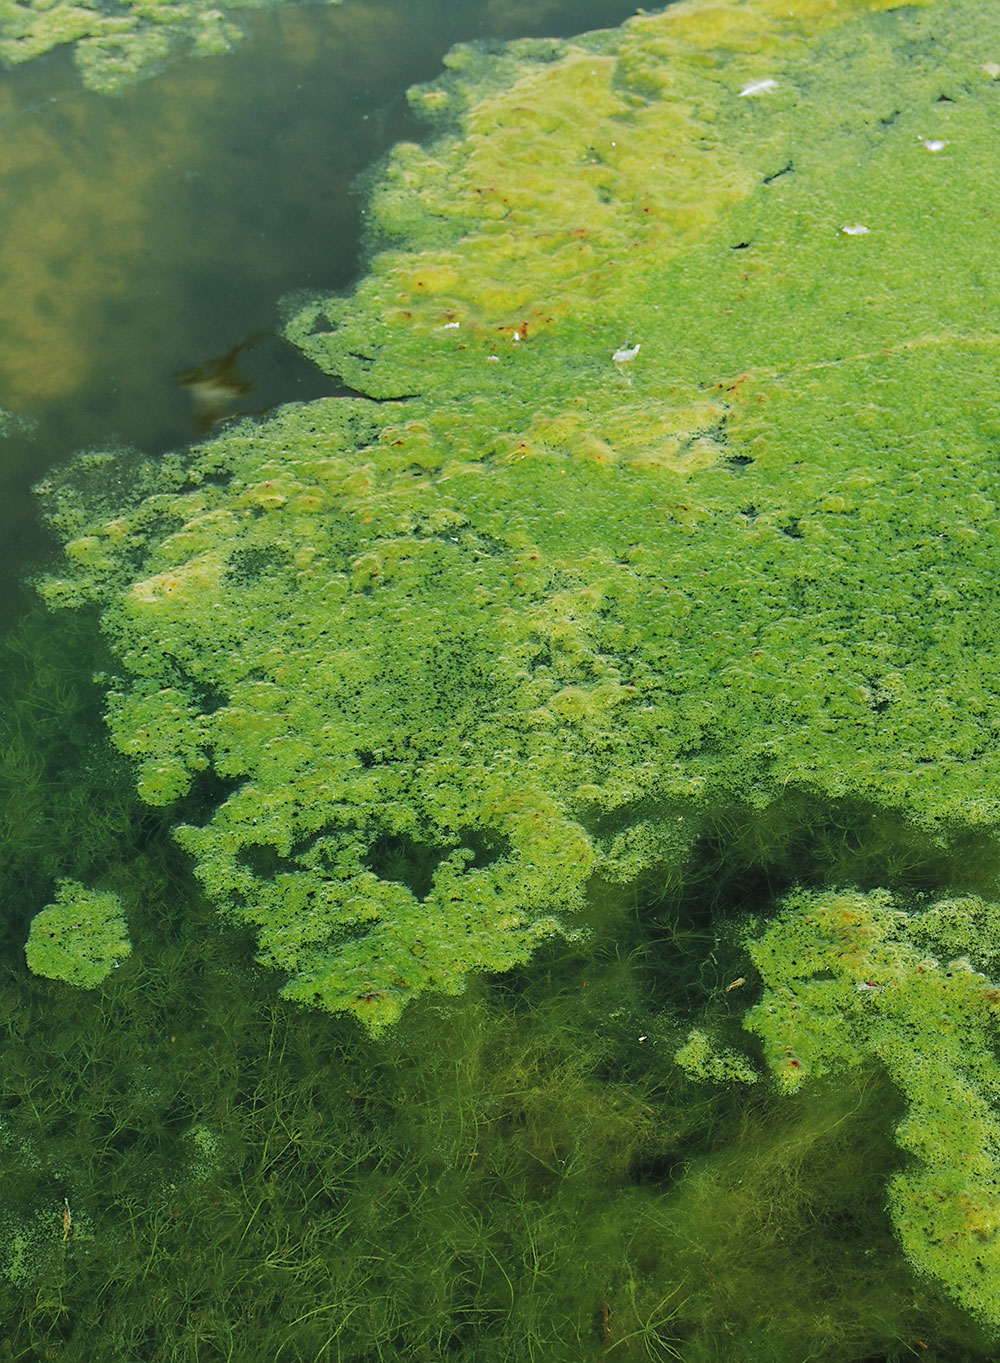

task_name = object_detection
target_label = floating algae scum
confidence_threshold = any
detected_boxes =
[5,0,1000,1356]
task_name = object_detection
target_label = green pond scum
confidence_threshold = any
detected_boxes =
[6,0,1000,1356]
[25,880,131,989]
[0,0,341,93]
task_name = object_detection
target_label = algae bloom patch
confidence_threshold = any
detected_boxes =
[747,888,1000,1331]
[39,0,1000,1031]
[26,879,131,988]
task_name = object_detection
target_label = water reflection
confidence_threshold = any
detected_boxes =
[173,331,329,433]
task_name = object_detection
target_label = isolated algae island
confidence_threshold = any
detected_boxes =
[0,0,340,91]
[20,0,1000,1356]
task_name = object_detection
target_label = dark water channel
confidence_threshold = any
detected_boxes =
[0,0,644,619]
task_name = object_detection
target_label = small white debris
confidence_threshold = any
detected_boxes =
[922,138,947,152]
[841,223,870,236]
[638,1035,648,1043]
[983,61,1000,78]
[513,331,521,342]
[486,355,499,363]
[738,78,778,97]
[612,342,641,363]
[435,321,461,330]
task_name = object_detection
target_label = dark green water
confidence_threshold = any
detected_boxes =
[0,4,996,1360]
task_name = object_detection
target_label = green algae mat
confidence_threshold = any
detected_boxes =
[30,0,1000,1351]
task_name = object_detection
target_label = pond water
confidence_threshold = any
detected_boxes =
[4,2,1000,1359]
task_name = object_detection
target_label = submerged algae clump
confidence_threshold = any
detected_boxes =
[674,1027,759,1086]
[746,887,1000,1332]
[26,879,131,988]
[0,0,340,94]
[37,0,1000,1031]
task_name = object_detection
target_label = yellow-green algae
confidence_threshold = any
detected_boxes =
[26,878,131,987]
[674,1026,759,1086]
[0,0,339,92]
[747,887,1000,1332]
[40,0,1000,1029]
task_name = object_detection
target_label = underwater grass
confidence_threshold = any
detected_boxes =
[0,805,995,1360]
[1,599,997,1358]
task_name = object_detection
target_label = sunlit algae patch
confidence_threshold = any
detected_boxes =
[34,0,1000,1330]
[25,879,131,988]
[0,0,340,93]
